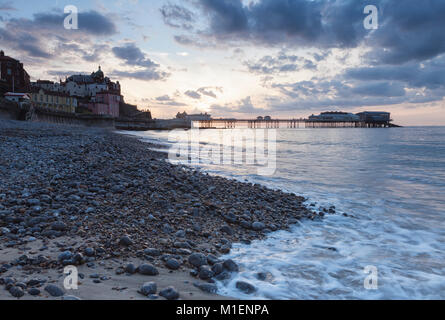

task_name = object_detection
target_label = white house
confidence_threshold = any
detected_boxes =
[4,92,31,107]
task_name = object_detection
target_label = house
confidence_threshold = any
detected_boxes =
[0,50,31,94]
[30,88,77,113]
[84,91,120,118]
[4,92,31,107]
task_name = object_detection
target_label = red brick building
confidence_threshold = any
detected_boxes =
[0,50,31,94]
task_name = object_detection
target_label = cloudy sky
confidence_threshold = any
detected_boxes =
[1,0,444,125]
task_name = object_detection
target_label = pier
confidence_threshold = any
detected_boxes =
[194,118,395,129]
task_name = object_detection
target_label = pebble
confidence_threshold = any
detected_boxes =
[9,286,25,298]
[125,263,137,274]
[159,286,180,300]
[165,259,181,270]
[44,284,65,297]
[188,253,207,268]
[199,266,214,280]
[28,288,41,296]
[252,222,266,231]
[119,236,133,246]
[193,282,218,294]
[236,281,257,294]
[139,282,157,296]
[223,259,239,272]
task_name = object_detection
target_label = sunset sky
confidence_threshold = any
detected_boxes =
[1,0,445,125]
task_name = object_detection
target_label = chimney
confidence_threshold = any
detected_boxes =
[0,50,4,57]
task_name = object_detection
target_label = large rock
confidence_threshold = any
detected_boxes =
[236,281,257,295]
[199,266,214,280]
[223,259,239,272]
[159,287,180,300]
[188,253,207,268]
[138,264,159,276]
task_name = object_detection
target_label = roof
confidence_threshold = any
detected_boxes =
[5,92,30,98]
[30,88,74,98]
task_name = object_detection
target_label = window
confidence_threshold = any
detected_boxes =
[7,69,11,75]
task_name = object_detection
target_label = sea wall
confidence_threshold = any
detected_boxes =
[0,100,115,128]
[32,109,115,128]
[116,118,190,131]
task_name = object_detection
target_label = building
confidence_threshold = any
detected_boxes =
[4,92,31,108]
[30,88,77,113]
[0,50,31,94]
[177,112,212,121]
[308,111,360,122]
[85,91,120,118]
[357,111,391,123]
[32,67,121,99]
[31,67,122,117]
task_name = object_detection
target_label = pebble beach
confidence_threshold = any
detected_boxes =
[0,119,318,300]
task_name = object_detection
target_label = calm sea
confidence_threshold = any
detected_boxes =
[123,127,445,299]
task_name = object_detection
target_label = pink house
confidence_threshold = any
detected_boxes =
[86,91,120,118]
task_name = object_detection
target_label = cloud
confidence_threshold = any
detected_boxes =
[112,43,158,68]
[111,43,170,81]
[184,90,201,99]
[0,10,117,59]
[244,51,317,75]
[160,4,195,30]
[153,95,187,107]
[210,96,268,116]
[33,10,116,36]
[168,0,445,67]
[184,87,222,100]
[0,1,15,11]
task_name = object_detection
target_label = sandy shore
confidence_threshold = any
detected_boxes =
[0,119,319,300]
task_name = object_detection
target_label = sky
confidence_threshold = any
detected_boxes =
[1,0,444,125]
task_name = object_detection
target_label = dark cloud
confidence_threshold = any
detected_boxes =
[244,52,317,75]
[183,87,221,100]
[199,0,248,34]
[153,95,187,107]
[111,43,170,81]
[367,0,445,64]
[184,90,201,99]
[32,10,116,36]
[197,87,219,98]
[160,4,195,30]
[169,0,445,67]
[0,10,116,59]
[112,43,158,68]
[350,82,406,97]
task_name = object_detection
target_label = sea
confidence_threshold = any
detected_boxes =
[122,127,445,300]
